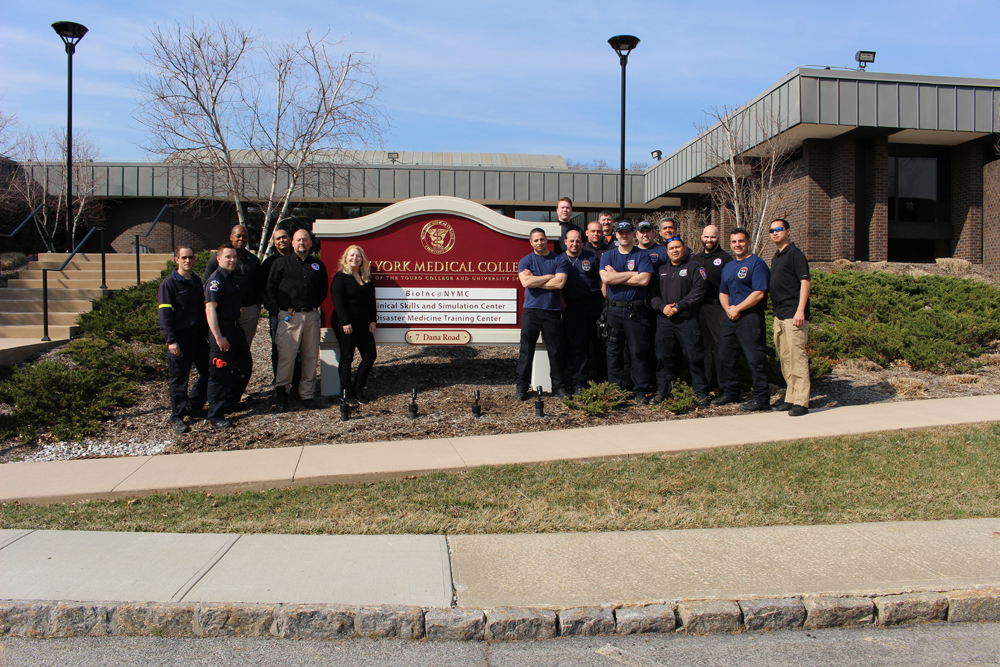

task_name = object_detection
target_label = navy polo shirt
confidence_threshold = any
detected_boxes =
[204,267,242,321]
[603,246,654,302]
[519,251,566,311]
[719,254,770,312]
[642,245,668,271]
[560,249,601,302]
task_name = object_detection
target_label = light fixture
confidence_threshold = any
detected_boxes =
[52,21,88,248]
[651,150,662,161]
[387,151,399,163]
[608,35,640,222]
[855,51,875,71]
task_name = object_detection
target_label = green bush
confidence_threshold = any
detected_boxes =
[161,249,216,280]
[660,381,699,415]
[64,338,164,382]
[76,280,163,343]
[563,381,630,416]
[0,361,136,443]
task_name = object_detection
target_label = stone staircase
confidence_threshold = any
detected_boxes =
[0,252,172,364]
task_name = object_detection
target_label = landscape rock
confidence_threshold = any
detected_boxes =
[0,602,51,638]
[424,608,485,641]
[677,600,742,634]
[484,607,557,640]
[112,602,196,637]
[558,606,615,636]
[194,603,275,637]
[947,589,1000,623]
[272,605,355,639]
[874,592,947,626]
[739,598,806,631]
[49,602,116,637]
[803,597,874,629]
[614,604,676,635]
[356,605,425,639]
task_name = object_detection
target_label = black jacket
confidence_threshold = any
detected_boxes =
[649,256,707,320]
[157,270,207,344]
[266,253,329,312]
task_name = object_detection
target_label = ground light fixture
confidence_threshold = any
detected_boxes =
[339,389,350,421]
[409,389,418,419]
[608,35,639,222]
[472,390,482,418]
[52,21,88,241]
[855,51,876,71]
[534,387,544,418]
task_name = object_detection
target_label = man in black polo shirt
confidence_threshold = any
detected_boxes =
[158,245,209,434]
[692,224,733,387]
[560,228,603,394]
[267,228,329,412]
[205,243,253,429]
[768,219,811,416]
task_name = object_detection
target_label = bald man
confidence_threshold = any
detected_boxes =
[691,224,734,387]
[203,224,263,351]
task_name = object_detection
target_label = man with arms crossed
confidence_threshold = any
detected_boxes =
[515,228,568,400]
[767,219,811,416]
[712,228,771,412]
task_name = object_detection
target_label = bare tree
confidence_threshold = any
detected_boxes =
[135,19,386,258]
[697,105,798,254]
[0,103,17,160]
[566,159,611,170]
[627,161,649,172]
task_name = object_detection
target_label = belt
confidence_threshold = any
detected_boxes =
[219,319,239,327]
[284,307,314,312]
[609,299,646,308]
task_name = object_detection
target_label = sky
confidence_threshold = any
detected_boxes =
[2,0,998,167]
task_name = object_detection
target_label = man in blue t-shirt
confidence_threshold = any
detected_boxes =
[600,220,655,404]
[515,228,568,400]
[712,227,771,411]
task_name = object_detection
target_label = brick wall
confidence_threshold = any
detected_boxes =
[104,199,235,254]
[985,159,1000,270]
[865,136,889,261]
[951,143,985,263]
[830,136,856,260]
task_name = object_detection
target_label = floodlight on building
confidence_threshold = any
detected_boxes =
[855,51,876,71]
[651,150,662,161]
[608,35,640,222]
[387,151,399,163]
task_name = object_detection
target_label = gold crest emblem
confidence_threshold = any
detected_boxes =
[420,220,456,255]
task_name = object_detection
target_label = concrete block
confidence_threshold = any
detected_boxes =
[272,605,355,639]
[947,588,1000,623]
[739,598,806,631]
[677,600,742,634]
[194,603,275,637]
[112,602,196,637]
[875,592,947,626]
[484,607,557,641]
[424,608,485,641]
[803,597,874,629]
[614,604,676,635]
[49,602,116,637]
[356,605,425,639]
[0,601,51,638]
[558,606,615,637]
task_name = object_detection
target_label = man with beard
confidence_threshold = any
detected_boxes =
[692,224,733,387]
[259,227,297,387]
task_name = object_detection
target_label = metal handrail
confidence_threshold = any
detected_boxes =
[0,204,44,240]
[133,203,172,285]
[41,226,106,342]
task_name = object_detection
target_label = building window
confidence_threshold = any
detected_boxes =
[887,146,951,262]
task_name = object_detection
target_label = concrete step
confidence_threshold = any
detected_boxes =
[0,338,70,365]
[0,300,93,313]
[0,288,108,301]
[7,278,153,289]
[0,325,78,340]
[19,269,165,282]
[30,258,173,272]
[0,312,81,326]
[37,253,174,264]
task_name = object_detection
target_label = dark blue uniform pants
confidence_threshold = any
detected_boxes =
[717,309,769,404]
[563,296,603,388]
[699,301,725,387]
[208,323,253,421]
[167,330,209,421]
[516,308,565,392]
[605,304,651,393]
[654,315,709,398]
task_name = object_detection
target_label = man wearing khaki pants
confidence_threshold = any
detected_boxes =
[266,229,329,412]
[767,219,811,416]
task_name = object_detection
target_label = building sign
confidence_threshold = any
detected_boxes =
[376,287,518,325]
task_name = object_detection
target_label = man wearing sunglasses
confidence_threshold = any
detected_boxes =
[768,219,811,416]
[158,245,209,434]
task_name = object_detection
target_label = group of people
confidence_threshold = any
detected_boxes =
[157,224,378,432]
[517,197,812,415]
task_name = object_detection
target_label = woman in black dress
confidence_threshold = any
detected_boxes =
[330,245,378,404]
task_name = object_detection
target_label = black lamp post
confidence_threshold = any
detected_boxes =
[608,35,639,223]
[52,21,88,246]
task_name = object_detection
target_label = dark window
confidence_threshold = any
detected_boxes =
[887,145,951,262]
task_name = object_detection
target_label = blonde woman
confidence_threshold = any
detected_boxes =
[330,245,378,404]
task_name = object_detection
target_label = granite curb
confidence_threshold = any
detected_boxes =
[3,588,1000,641]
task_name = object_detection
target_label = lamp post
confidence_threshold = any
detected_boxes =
[608,35,639,223]
[52,21,88,247]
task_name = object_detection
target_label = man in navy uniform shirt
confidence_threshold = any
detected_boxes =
[692,224,734,388]
[157,246,209,434]
[515,228,568,400]
[712,228,771,411]
[204,243,254,429]
[600,220,654,404]
[560,228,603,394]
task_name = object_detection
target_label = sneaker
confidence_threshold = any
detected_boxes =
[301,398,318,410]
[649,394,666,406]
[210,419,232,430]
[740,400,770,412]
[771,401,792,412]
[788,405,810,417]
[696,396,713,407]
[553,388,568,399]
[711,394,739,406]
[634,391,649,406]
[573,385,585,396]
[514,388,528,401]
[170,419,190,435]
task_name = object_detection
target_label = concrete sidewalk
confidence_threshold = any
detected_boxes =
[2,394,999,505]
[2,518,999,609]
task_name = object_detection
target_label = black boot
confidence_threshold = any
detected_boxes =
[275,386,289,413]
[352,383,370,405]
